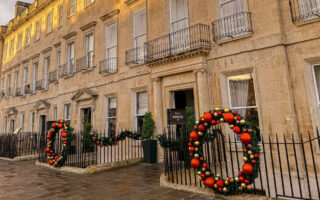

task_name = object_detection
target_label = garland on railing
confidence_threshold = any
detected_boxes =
[157,129,221,151]
[89,130,142,147]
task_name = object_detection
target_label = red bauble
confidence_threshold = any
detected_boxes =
[203,163,207,168]
[216,179,224,188]
[223,113,234,123]
[188,142,192,147]
[46,135,51,140]
[233,126,240,134]
[243,163,254,175]
[239,176,244,182]
[55,156,58,161]
[198,124,205,132]
[205,177,215,188]
[61,131,68,138]
[217,111,222,116]
[252,160,256,164]
[49,130,53,134]
[201,174,205,179]
[191,158,201,168]
[238,171,242,176]
[49,160,54,165]
[245,179,250,184]
[200,157,204,161]
[254,154,259,159]
[45,148,51,153]
[233,110,238,115]
[58,123,63,129]
[248,129,253,133]
[51,123,57,129]
[63,141,68,144]
[203,112,213,123]
[240,133,252,145]
[211,120,217,125]
[236,116,241,121]
[190,131,199,141]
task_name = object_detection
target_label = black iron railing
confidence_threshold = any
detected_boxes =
[6,88,11,97]
[60,60,74,77]
[36,80,45,90]
[38,130,143,168]
[49,69,58,83]
[212,12,252,42]
[145,23,211,63]
[0,90,4,99]
[0,132,46,158]
[162,126,320,199]
[14,87,22,97]
[99,58,118,74]
[24,84,32,94]
[125,46,147,66]
[289,0,320,23]
[76,53,95,72]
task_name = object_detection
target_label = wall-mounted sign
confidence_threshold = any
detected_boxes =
[167,109,187,125]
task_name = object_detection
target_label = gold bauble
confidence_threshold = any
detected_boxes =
[240,119,245,124]
[248,150,253,155]
[235,177,239,182]
[198,132,203,136]
[197,171,201,175]
[224,180,229,185]
[250,155,254,159]
[200,115,204,118]
[224,109,229,113]
[243,157,248,162]
[216,174,220,177]
[205,171,211,176]
[214,113,218,117]
[222,187,228,193]
[215,177,219,181]
[214,184,218,189]
[220,118,224,122]
[247,184,252,191]
[229,124,234,128]
[195,121,199,125]
[241,183,246,188]
[194,154,199,158]
[188,147,191,151]
[195,141,200,146]
[215,108,220,111]
[236,120,240,124]
[194,147,199,152]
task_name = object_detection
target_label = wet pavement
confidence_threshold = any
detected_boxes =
[0,160,213,200]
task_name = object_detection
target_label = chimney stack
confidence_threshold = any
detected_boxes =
[15,1,31,18]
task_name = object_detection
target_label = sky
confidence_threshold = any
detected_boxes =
[0,0,34,25]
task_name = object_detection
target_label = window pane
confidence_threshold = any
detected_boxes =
[108,118,116,137]
[137,91,148,115]
[229,74,256,108]
[137,116,144,133]
[108,97,117,117]
[314,65,320,103]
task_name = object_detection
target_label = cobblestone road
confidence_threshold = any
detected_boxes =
[0,160,213,200]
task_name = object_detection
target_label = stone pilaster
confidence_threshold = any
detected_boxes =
[194,68,210,114]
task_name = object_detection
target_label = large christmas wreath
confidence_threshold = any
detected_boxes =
[189,108,260,195]
[90,130,142,147]
[45,119,73,167]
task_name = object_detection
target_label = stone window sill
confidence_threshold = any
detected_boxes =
[294,17,320,26]
[215,32,253,45]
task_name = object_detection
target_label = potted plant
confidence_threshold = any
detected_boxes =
[141,112,157,163]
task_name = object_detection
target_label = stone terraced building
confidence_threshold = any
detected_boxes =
[0,0,319,140]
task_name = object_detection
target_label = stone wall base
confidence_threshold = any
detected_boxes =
[159,173,278,200]
[35,158,143,174]
[0,155,39,161]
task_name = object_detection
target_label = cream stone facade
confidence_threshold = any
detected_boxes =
[0,0,320,141]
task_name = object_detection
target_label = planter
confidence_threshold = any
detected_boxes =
[142,140,157,163]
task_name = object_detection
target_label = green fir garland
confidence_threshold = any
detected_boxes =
[90,130,142,146]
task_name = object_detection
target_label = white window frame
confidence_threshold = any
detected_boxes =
[20,113,25,131]
[47,12,53,33]
[10,37,15,57]
[57,50,61,79]
[133,8,147,48]
[14,71,19,95]
[135,91,148,132]
[169,0,189,33]
[32,63,38,92]
[35,20,41,40]
[106,97,117,136]
[26,27,31,46]
[44,57,50,89]
[17,34,22,51]
[3,43,7,60]
[67,42,75,75]
[69,0,77,16]
[7,74,11,96]
[64,103,71,120]
[3,116,7,133]
[312,64,320,107]
[58,5,63,27]
[105,23,118,71]
[85,0,95,6]
[22,67,28,95]
[85,33,94,68]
